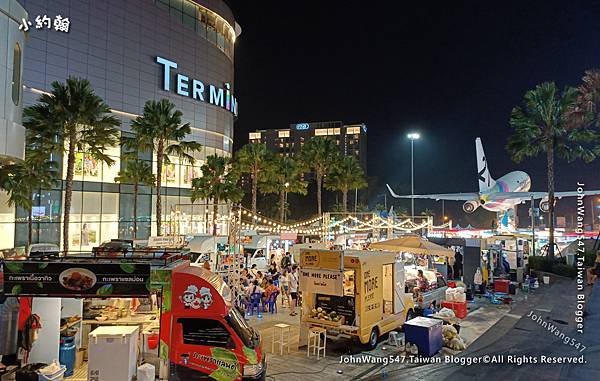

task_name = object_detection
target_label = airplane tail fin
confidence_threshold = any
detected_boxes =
[476,137,495,192]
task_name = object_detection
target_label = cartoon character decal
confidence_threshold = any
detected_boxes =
[199,287,213,309]
[179,285,213,310]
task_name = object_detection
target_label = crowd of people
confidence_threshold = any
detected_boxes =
[237,252,300,316]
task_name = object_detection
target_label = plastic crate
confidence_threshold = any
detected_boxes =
[494,279,510,293]
[38,365,66,381]
[441,300,467,319]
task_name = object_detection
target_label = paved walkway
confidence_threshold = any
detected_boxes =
[249,293,513,381]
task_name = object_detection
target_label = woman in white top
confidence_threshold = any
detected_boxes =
[289,265,299,316]
[279,270,290,307]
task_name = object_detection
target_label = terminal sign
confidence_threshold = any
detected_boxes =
[295,123,310,130]
[156,56,238,116]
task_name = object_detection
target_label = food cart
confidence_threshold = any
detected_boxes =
[299,249,415,349]
[370,236,455,310]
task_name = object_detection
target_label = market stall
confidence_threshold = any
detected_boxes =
[298,249,415,350]
[1,250,266,381]
[370,235,455,311]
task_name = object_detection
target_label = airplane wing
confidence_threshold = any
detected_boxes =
[386,184,478,201]
[486,190,600,201]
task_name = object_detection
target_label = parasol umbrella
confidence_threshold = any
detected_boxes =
[370,234,455,258]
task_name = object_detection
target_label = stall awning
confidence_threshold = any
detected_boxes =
[370,235,455,258]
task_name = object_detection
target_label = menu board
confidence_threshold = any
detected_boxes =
[315,294,356,325]
[2,261,150,297]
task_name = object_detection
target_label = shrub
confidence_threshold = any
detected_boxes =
[552,264,576,278]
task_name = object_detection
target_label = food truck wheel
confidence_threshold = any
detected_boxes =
[365,327,379,350]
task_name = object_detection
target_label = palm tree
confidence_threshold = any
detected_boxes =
[260,156,307,222]
[114,151,155,239]
[2,154,58,245]
[130,99,202,236]
[325,156,367,212]
[507,82,600,258]
[299,137,340,215]
[191,155,243,235]
[234,143,272,214]
[569,69,600,129]
[23,77,120,252]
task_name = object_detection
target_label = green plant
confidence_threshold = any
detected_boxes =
[234,143,272,214]
[260,156,307,222]
[130,99,202,235]
[325,156,367,212]
[23,77,120,252]
[298,137,340,215]
[507,82,600,258]
[191,155,243,235]
[114,142,156,239]
[552,264,577,278]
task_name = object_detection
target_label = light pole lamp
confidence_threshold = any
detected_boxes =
[407,132,420,219]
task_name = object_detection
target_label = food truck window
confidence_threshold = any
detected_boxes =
[178,318,234,348]
[343,270,355,297]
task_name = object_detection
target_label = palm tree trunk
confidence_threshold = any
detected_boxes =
[342,188,348,213]
[156,140,164,236]
[252,173,257,214]
[279,190,285,223]
[133,182,138,239]
[27,207,33,245]
[213,198,219,236]
[316,173,322,215]
[63,132,76,254]
[547,142,555,259]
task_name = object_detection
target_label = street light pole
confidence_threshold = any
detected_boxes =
[407,132,420,219]
[441,200,445,225]
[531,195,535,256]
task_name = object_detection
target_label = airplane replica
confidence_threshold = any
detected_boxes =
[387,137,600,231]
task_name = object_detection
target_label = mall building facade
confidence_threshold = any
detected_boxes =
[0,0,240,251]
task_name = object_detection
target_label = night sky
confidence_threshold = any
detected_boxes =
[227,0,600,224]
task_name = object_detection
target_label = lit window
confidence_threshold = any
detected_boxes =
[12,43,22,105]
[315,129,328,136]
[346,127,360,135]
[278,130,290,138]
[249,132,261,140]
[333,128,341,135]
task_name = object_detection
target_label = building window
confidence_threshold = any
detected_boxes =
[278,130,290,138]
[12,43,22,105]
[249,132,261,140]
[346,126,361,135]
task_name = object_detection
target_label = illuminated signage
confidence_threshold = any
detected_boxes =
[156,56,238,116]
[362,125,367,133]
[295,123,310,130]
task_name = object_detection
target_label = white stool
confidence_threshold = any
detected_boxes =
[272,323,292,355]
[387,331,404,347]
[307,327,327,359]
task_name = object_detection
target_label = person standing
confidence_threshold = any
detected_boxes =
[289,265,299,316]
[280,269,290,307]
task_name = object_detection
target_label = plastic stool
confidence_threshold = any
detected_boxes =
[272,323,292,355]
[307,327,327,359]
[387,331,404,347]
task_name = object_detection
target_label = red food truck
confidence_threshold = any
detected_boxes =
[162,264,266,381]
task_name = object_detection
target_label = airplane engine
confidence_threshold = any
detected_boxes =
[462,200,480,213]
[539,198,554,213]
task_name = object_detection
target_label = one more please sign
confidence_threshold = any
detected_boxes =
[299,269,344,296]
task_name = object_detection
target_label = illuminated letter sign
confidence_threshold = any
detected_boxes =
[156,56,238,116]
[295,123,310,130]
